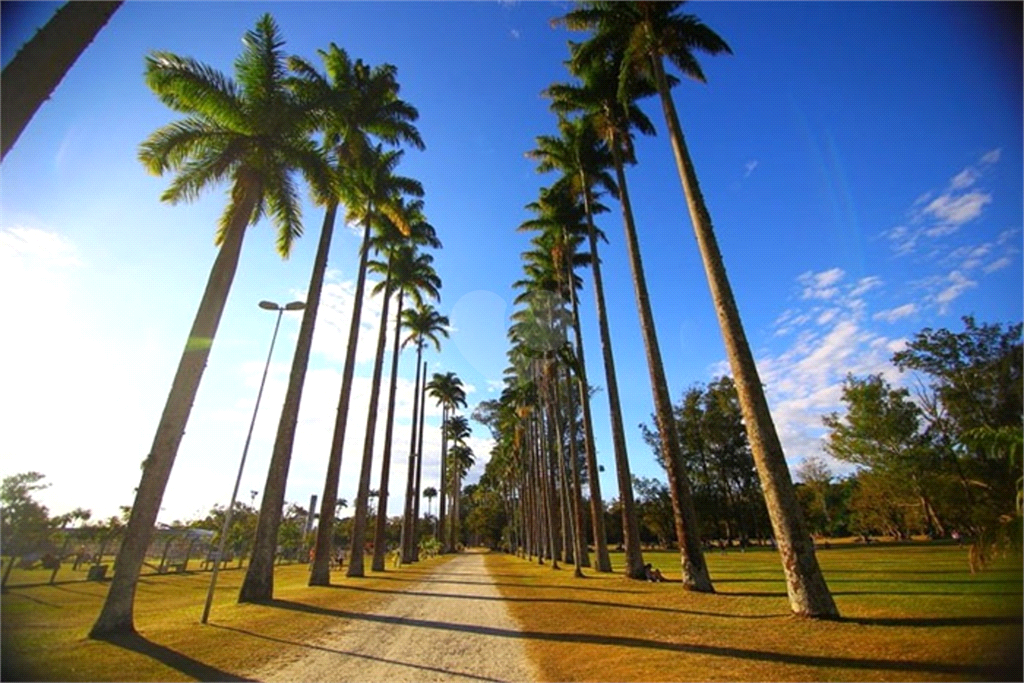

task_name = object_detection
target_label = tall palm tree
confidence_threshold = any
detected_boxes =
[426,372,467,553]
[447,442,475,549]
[277,147,422,591]
[356,239,441,574]
[551,48,713,592]
[399,307,449,561]
[243,45,422,599]
[1,1,123,161]
[527,115,646,580]
[520,184,609,570]
[90,15,328,637]
[423,486,438,519]
[562,1,837,616]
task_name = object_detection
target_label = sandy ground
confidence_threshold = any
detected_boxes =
[249,551,539,683]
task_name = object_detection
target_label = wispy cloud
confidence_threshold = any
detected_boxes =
[932,270,977,313]
[798,267,845,300]
[882,149,1000,255]
[744,160,758,178]
[873,303,917,324]
[509,28,520,39]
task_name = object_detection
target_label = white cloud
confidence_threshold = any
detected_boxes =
[980,148,1001,165]
[922,191,991,227]
[949,167,978,189]
[933,271,977,313]
[873,303,917,323]
[982,256,1012,275]
[798,267,845,300]
[744,160,758,178]
[849,276,883,298]
[486,379,504,393]
[509,29,520,39]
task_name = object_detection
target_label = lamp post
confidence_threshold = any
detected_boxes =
[201,300,304,624]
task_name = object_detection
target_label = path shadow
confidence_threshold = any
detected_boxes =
[210,624,506,682]
[322,583,787,620]
[92,632,253,682]
[369,574,644,594]
[263,599,996,678]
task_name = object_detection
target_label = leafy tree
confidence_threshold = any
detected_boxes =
[823,373,946,538]
[1,472,54,555]
[632,477,674,548]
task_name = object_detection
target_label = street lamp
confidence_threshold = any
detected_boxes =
[201,299,304,624]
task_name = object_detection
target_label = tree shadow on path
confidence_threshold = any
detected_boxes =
[264,598,997,678]
[210,623,509,682]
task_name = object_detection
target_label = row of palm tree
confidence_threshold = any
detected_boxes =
[489,0,838,619]
[91,14,458,637]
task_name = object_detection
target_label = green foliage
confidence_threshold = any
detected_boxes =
[1,472,54,554]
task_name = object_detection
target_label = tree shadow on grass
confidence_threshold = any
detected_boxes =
[91,632,254,682]
[842,615,1022,627]
[263,599,995,678]
[321,583,788,620]
[209,624,504,682]
[368,574,645,594]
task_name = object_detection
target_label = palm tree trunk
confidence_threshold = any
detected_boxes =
[298,210,374,590]
[562,366,590,573]
[554,371,585,577]
[347,263,394,578]
[372,291,406,571]
[608,140,713,592]
[580,182,646,580]
[242,201,337,599]
[91,185,257,636]
[567,263,610,571]
[550,378,573,565]
[650,54,837,617]
[1,1,122,161]
[400,343,423,563]
[412,360,427,559]
[438,406,451,553]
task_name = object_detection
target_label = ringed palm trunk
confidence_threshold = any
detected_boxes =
[400,343,423,563]
[438,407,450,552]
[1,1,122,161]
[580,182,646,579]
[242,200,337,600]
[608,139,713,592]
[561,365,590,573]
[372,290,406,571]
[412,360,427,559]
[650,54,837,617]
[301,210,375,589]
[566,255,612,571]
[347,262,394,577]
[91,184,258,636]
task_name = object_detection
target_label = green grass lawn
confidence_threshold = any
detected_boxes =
[1,554,453,681]
[487,542,1023,682]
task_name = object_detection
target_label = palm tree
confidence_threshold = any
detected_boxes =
[520,184,609,571]
[423,486,438,520]
[527,115,646,580]
[90,15,328,637]
[552,49,713,591]
[356,234,442,574]
[562,1,837,616]
[1,1,123,161]
[371,237,442,573]
[447,442,475,549]
[243,45,422,599]
[426,372,467,553]
[399,307,449,561]
[294,146,423,590]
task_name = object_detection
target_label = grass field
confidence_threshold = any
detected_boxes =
[0,554,453,681]
[487,542,1023,681]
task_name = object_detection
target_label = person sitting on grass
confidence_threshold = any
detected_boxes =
[644,563,664,582]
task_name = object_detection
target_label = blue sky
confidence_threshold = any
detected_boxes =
[1,1,1020,525]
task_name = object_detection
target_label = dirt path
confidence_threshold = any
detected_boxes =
[249,552,539,683]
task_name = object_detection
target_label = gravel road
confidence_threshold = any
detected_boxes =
[250,552,539,683]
